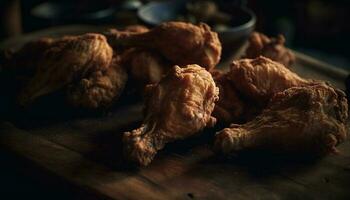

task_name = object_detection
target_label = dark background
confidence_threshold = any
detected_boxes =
[0,0,350,69]
[250,0,350,70]
[0,0,349,199]
[0,0,349,69]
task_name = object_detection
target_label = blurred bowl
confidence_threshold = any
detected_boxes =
[31,2,115,25]
[138,0,256,58]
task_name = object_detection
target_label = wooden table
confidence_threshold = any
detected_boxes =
[1,26,350,200]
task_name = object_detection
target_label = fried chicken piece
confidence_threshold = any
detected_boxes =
[212,56,319,124]
[66,57,127,109]
[18,33,113,106]
[245,32,295,67]
[123,64,219,166]
[229,56,315,104]
[214,84,348,155]
[107,22,222,70]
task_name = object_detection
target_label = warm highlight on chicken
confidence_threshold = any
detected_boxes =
[229,56,315,103]
[107,22,222,70]
[245,32,295,67]
[123,64,219,166]
[214,84,348,155]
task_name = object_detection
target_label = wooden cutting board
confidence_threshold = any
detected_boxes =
[1,26,350,200]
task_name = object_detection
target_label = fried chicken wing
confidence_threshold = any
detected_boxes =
[107,22,222,70]
[66,57,127,109]
[214,84,348,155]
[18,33,113,106]
[123,64,219,166]
[245,32,295,67]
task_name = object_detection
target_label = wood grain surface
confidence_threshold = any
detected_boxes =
[1,26,350,200]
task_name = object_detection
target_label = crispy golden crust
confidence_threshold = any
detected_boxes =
[123,64,219,165]
[214,84,348,155]
[229,56,312,102]
[212,56,321,124]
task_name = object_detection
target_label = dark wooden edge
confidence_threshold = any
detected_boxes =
[0,122,170,200]
[293,51,348,80]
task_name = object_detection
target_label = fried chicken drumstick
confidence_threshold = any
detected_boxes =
[214,84,348,155]
[123,64,219,166]
[107,22,222,70]
[245,32,295,67]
